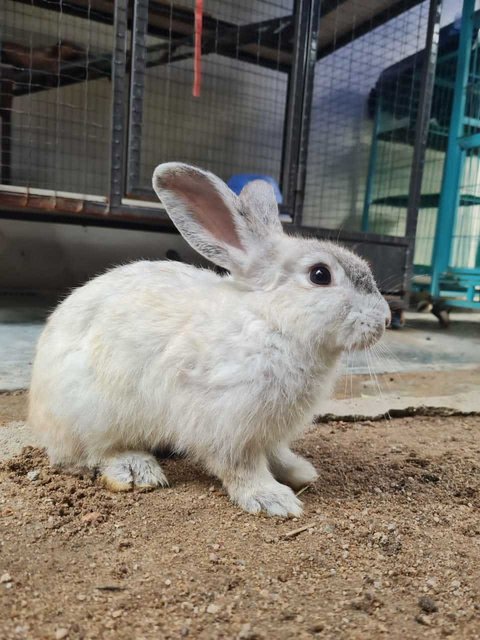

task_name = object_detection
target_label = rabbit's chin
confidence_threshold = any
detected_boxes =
[343,326,386,352]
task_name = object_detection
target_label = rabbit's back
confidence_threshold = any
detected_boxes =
[34,260,221,373]
[28,260,224,463]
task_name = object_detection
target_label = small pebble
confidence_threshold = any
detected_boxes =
[81,512,101,524]
[27,470,40,481]
[419,596,438,613]
[111,610,123,618]
[206,603,221,614]
[238,623,254,639]
[55,629,69,640]
[415,614,431,626]
[0,572,12,584]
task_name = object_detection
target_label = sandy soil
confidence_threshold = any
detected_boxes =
[0,389,479,640]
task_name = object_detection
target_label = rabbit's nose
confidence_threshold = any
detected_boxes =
[385,313,391,328]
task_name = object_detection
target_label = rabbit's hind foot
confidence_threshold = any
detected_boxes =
[99,451,169,492]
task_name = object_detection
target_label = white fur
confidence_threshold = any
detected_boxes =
[29,163,390,517]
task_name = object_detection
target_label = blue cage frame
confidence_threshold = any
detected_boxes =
[364,0,480,309]
[430,0,480,308]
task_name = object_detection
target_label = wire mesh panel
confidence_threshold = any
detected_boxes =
[402,0,480,274]
[127,0,293,197]
[406,1,470,271]
[452,13,480,272]
[413,37,459,269]
[0,0,113,196]
[302,0,433,233]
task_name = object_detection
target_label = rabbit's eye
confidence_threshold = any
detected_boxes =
[310,264,332,286]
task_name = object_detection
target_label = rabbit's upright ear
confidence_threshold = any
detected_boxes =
[238,180,283,238]
[153,163,246,270]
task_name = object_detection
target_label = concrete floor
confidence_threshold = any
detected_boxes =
[0,296,53,392]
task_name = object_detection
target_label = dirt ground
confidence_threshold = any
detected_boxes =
[0,393,479,640]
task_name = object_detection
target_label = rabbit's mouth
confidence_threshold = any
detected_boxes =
[353,328,385,350]
[340,295,390,352]
[344,318,386,351]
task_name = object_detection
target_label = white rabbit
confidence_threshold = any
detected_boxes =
[28,163,390,517]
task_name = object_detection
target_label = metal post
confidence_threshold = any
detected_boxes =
[281,0,321,224]
[0,80,13,185]
[109,0,129,209]
[127,0,149,194]
[430,0,475,295]
[361,104,381,233]
[403,0,443,299]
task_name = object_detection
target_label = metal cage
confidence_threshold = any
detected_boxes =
[0,0,450,297]
[363,0,480,308]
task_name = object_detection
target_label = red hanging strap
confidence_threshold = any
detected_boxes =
[193,0,203,97]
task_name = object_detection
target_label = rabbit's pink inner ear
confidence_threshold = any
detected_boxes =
[162,170,244,250]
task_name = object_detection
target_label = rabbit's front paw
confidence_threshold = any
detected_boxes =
[234,482,303,518]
